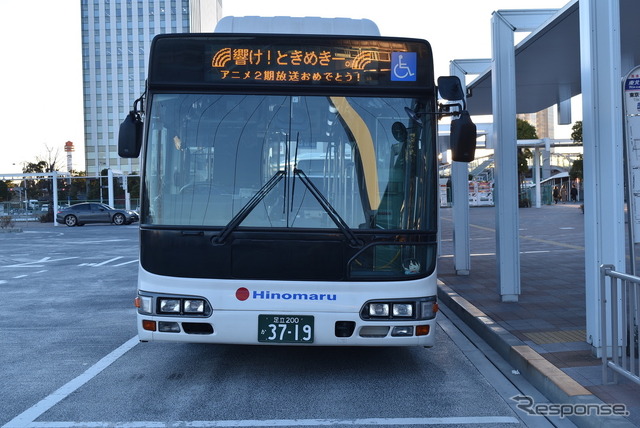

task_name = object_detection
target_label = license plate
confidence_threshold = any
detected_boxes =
[258,315,314,343]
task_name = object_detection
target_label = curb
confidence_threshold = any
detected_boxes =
[437,280,636,428]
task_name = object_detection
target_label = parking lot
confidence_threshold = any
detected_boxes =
[1,222,565,428]
[1,223,139,426]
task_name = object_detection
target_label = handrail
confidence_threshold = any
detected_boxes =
[599,264,640,386]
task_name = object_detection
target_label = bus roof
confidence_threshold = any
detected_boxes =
[215,16,381,37]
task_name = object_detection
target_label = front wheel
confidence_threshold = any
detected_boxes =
[113,213,126,225]
[64,215,78,227]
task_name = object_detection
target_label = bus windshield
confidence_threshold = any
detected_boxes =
[144,93,435,232]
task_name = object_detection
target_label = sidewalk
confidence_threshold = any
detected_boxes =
[438,203,640,427]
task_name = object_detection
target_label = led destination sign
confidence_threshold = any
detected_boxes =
[211,46,372,84]
[148,35,433,89]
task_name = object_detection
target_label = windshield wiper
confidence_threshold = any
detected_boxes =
[214,168,362,248]
[293,168,362,248]
[213,171,285,245]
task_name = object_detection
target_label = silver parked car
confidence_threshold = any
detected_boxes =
[56,203,139,227]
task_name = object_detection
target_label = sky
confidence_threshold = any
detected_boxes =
[0,0,572,174]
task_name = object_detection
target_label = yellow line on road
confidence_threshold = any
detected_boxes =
[519,235,584,250]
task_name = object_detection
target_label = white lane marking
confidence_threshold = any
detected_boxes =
[2,336,139,428]
[93,256,124,266]
[80,257,138,267]
[440,252,496,258]
[67,239,130,245]
[24,416,520,427]
[441,249,552,258]
[3,257,78,268]
[23,231,65,236]
[113,259,138,267]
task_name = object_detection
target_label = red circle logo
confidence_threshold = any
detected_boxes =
[236,287,250,301]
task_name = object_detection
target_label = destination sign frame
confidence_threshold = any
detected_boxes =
[148,34,434,91]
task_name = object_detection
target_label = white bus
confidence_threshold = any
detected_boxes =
[119,18,476,347]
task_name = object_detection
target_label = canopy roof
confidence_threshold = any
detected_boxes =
[465,0,640,116]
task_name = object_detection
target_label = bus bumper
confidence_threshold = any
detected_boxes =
[136,311,437,347]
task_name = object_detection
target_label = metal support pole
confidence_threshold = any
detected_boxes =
[534,147,541,208]
[452,162,470,275]
[123,175,131,211]
[490,9,556,302]
[492,11,521,301]
[52,171,59,227]
[108,169,115,208]
[449,62,472,275]
[579,0,625,357]
[557,84,573,125]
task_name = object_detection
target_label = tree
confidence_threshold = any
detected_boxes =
[517,118,538,140]
[569,121,583,182]
[21,160,49,201]
[516,119,537,207]
[0,180,9,202]
[571,120,582,144]
[21,144,65,221]
[516,119,536,176]
[569,155,583,181]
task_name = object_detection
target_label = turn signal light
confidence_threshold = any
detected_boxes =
[142,320,157,331]
[135,295,152,314]
[416,325,429,336]
[416,325,430,336]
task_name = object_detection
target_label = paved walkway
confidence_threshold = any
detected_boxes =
[438,203,640,427]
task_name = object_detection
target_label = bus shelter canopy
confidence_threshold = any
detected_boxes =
[465,0,640,116]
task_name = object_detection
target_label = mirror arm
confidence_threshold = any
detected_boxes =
[133,92,145,117]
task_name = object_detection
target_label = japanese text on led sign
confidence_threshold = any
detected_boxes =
[210,47,386,84]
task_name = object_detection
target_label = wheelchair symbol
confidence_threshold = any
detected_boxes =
[391,52,417,82]
[394,55,414,79]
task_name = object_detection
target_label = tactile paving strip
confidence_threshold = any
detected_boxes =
[522,329,586,344]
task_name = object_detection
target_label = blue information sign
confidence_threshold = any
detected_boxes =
[391,52,417,82]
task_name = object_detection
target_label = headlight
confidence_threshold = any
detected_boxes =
[393,303,413,317]
[369,303,389,317]
[159,298,181,313]
[184,299,205,314]
[140,293,211,317]
[361,297,436,320]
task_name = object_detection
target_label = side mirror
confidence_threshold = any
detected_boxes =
[450,111,477,162]
[391,122,408,142]
[437,76,465,101]
[118,111,143,158]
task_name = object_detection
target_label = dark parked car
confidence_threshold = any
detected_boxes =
[56,203,139,227]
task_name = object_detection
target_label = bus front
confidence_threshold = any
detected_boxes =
[124,34,441,346]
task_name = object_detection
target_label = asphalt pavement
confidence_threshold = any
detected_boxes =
[0,221,538,428]
[3,209,639,427]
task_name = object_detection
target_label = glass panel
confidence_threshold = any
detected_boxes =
[349,244,436,278]
[144,94,433,231]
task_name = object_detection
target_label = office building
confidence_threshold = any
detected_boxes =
[80,0,221,175]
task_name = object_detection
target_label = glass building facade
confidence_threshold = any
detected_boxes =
[80,0,220,175]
